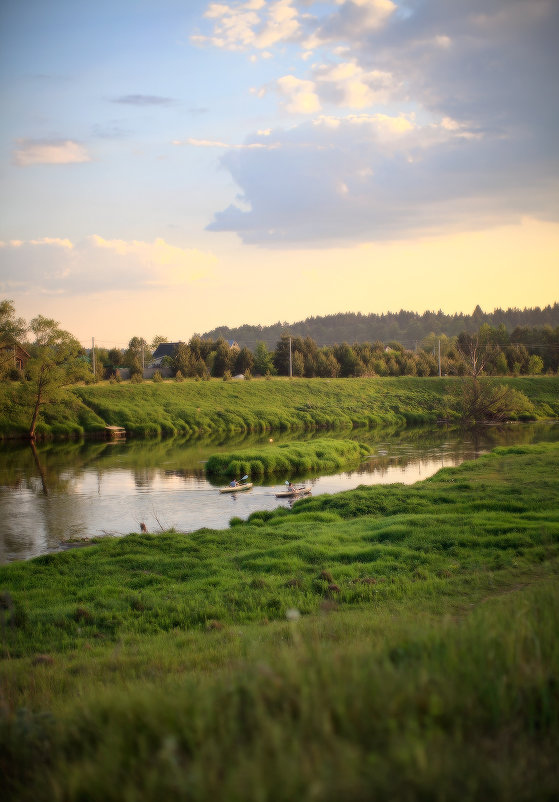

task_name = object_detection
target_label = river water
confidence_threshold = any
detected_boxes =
[1,422,557,563]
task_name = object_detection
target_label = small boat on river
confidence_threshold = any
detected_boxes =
[275,486,312,498]
[219,482,253,494]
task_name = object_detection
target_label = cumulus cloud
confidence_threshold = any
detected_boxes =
[207,112,559,245]
[198,0,558,245]
[192,0,299,50]
[13,139,91,166]
[0,236,217,295]
[276,75,321,113]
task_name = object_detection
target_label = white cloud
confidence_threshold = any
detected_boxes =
[276,75,321,113]
[313,61,397,109]
[29,237,74,249]
[13,139,91,166]
[0,236,217,295]
[193,0,299,51]
[255,0,299,48]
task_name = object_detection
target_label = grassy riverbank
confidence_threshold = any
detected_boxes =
[1,375,558,440]
[1,443,558,800]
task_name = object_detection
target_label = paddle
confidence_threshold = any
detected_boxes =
[240,475,249,484]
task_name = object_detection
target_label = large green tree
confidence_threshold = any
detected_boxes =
[22,316,87,439]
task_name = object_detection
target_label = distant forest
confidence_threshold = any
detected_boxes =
[202,304,559,350]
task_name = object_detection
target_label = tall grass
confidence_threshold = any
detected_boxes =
[1,581,558,801]
[1,442,558,800]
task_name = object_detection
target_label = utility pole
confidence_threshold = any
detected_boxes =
[438,339,441,378]
[142,343,145,372]
[92,337,96,379]
[289,336,292,378]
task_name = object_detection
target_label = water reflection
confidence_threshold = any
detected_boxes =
[1,422,557,563]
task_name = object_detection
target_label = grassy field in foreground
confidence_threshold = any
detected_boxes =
[1,443,558,800]
[1,375,558,439]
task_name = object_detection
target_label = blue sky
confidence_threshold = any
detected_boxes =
[1,0,557,348]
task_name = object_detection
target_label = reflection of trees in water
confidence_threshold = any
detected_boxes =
[133,468,157,488]
[164,468,207,481]
[1,423,557,492]
[1,422,558,563]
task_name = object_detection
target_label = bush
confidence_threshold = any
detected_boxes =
[152,371,163,383]
[175,370,184,382]
[223,370,232,382]
[130,373,143,384]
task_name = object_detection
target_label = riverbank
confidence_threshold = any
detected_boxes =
[1,443,558,799]
[1,375,558,440]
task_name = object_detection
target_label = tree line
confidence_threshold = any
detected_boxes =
[2,298,558,394]
[100,325,558,380]
[202,304,559,350]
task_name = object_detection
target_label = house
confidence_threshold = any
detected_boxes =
[0,337,31,373]
[150,342,182,367]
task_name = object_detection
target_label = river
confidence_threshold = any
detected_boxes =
[1,422,557,563]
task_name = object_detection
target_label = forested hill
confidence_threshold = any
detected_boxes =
[202,303,559,349]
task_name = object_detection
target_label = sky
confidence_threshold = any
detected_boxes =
[1,0,558,350]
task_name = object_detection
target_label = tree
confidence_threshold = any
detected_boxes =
[292,351,305,377]
[456,331,490,377]
[123,336,149,377]
[151,335,169,351]
[212,338,234,377]
[527,354,544,375]
[0,299,27,378]
[21,316,87,439]
[456,378,534,424]
[108,348,123,369]
[173,342,195,377]
[253,342,275,376]
[234,346,254,376]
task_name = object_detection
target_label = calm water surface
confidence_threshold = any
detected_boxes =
[1,423,557,563]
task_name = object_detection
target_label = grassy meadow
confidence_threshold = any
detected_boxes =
[1,442,558,800]
[1,375,558,439]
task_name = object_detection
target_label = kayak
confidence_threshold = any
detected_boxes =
[219,483,253,493]
[275,486,311,498]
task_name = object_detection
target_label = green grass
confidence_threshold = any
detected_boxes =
[1,442,558,800]
[205,437,370,478]
[1,375,557,439]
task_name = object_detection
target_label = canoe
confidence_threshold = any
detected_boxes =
[275,486,311,498]
[219,483,253,493]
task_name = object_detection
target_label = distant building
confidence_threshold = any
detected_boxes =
[150,342,182,366]
[0,337,31,372]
